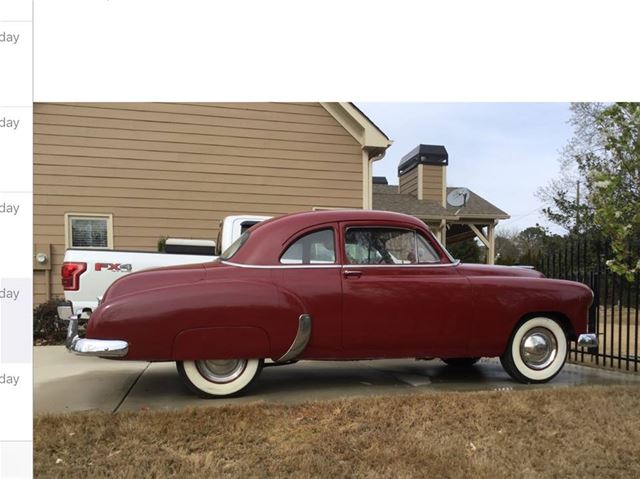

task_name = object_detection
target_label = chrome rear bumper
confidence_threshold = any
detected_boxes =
[577,333,598,348]
[65,317,129,358]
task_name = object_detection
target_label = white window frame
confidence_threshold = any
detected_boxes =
[65,213,114,250]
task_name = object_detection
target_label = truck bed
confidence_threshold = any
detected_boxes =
[62,248,216,316]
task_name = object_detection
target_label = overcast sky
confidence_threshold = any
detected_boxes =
[358,103,574,234]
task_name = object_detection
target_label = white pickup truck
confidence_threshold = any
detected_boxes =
[58,215,269,318]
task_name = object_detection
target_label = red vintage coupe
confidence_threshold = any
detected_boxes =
[65,210,597,397]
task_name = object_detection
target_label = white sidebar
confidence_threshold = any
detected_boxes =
[0,0,33,478]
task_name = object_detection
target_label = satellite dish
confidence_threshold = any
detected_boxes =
[447,188,470,207]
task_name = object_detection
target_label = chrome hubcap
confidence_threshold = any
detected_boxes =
[196,359,247,383]
[520,327,558,370]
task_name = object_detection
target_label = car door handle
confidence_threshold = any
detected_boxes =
[343,270,362,278]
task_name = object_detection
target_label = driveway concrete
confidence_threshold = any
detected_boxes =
[34,346,640,414]
[34,346,148,414]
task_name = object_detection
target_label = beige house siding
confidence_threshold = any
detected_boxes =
[33,102,364,304]
[398,164,446,205]
[398,167,418,196]
[421,164,446,205]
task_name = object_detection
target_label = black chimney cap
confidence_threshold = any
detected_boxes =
[372,176,388,185]
[398,144,448,175]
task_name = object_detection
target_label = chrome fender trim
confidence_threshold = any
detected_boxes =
[577,333,598,348]
[276,314,311,363]
[65,316,129,358]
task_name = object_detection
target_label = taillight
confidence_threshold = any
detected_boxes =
[61,262,87,291]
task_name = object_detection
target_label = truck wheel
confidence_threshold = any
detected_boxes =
[500,316,567,384]
[442,357,480,367]
[177,359,263,398]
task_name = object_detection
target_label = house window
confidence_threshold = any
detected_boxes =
[65,214,113,249]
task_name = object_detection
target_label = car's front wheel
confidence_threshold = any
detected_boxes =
[177,358,263,398]
[500,316,568,384]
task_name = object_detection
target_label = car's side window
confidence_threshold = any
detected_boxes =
[280,229,336,264]
[345,228,441,265]
[416,234,440,263]
[345,228,412,265]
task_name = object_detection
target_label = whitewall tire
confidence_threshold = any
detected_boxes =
[177,358,263,398]
[500,317,568,384]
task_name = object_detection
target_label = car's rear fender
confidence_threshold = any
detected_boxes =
[172,326,272,360]
[87,279,308,361]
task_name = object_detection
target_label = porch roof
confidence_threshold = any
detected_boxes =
[372,184,510,221]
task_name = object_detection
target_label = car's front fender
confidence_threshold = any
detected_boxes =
[466,276,593,356]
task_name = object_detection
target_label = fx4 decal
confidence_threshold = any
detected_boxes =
[95,263,133,272]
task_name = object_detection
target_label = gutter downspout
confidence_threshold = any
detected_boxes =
[363,149,386,209]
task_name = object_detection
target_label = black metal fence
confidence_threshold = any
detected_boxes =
[536,239,640,371]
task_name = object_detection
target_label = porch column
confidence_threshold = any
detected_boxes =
[468,223,495,265]
[487,223,495,265]
[439,219,447,247]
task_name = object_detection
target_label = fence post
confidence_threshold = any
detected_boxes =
[634,272,639,372]
[593,240,601,364]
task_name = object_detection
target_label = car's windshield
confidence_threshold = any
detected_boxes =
[220,231,250,260]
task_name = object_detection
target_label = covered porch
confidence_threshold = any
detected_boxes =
[434,220,499,265]
[373,182,509,264]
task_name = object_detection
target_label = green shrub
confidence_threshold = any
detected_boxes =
[158,236,168,252]
[33,298,67,344]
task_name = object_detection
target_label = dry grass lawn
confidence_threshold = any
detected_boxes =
[35,386,640,479]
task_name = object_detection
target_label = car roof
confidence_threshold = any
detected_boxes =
[225,209,436,266]
[257,209,424,229]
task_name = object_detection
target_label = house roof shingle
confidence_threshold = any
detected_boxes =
[445,187,509,219]
[372,184,455,219]
[372,184,509,221]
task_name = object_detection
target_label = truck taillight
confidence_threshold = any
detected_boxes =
[61,262,87,291]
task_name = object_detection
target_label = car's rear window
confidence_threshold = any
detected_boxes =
[280,228,336,264]
[220,231,250,260]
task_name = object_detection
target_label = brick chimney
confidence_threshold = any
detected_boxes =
[398,144,448,206]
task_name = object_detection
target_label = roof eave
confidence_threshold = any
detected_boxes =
[320,102,392,152]
[420,215,460,221]
[451,213,511,220]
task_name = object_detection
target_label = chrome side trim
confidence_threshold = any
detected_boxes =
[276,314,312,363]
[65,317,129,358]
[222,261,341,269]
[577,333,598,348]
[221,260,459,269]
[342,261,460,269]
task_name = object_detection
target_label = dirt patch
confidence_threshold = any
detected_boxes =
[35,385,640,478]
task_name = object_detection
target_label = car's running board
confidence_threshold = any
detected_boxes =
[275,314,311,363]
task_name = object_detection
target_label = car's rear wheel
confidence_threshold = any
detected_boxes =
[441,357,480,367]
[177,358,263,398]
[500,316,567,384]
